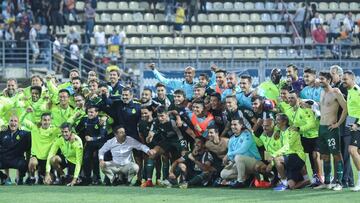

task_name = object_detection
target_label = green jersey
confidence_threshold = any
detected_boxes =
[287,106,319,139]
[21,118,60,160]
[51,105,75,127]
[255,133,283,156]
[46,135,83,178]
[15,98,50,125]
[68,107,86,126]
[258,80,285,102]
[273,127,305,161]
[277,101,291,114]
[347,85,360,125]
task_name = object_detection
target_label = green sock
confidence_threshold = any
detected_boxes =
[324,161,331,184]
[336,161,344,183]
[146,159,154,180]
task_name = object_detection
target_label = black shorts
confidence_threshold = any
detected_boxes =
[350,130,360,148]
[158,139,182,159]
[59,155,76,176]
[0,157,27,176]
[301,137,319,153]
[284,154,305,182]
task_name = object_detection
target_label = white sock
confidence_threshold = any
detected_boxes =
[357,171,360,185]
[281,179,288,186]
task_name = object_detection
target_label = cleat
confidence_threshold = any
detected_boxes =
[273,183,287,191]
[141,180,154,187]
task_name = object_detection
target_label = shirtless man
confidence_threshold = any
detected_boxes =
[205,125,228,160]
[315,71,347,191]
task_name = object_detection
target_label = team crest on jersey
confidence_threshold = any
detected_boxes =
[132,109,136,114]
[16,135,20,140]
[95,125,99,129]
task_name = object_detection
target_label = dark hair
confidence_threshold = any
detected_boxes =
[280,84,292,91]
[60,122,72,130]
[155,82,166,88]
[207,125,219,133]
[30,86,42,95]
[210,92,221,101]
[231,115,244,125]
[215,69,227,75]
[319,71,332,83]
[98,83,108,88]
[143,88,153,94]
[86,105,99,112]
[194,83,206,89]
[58,89,70,96]
[276,113,289,126]
[71,76,82,83]
[289,90,299,97]
[41,112,51,119]
[192,98,204,107]
[344,70,355,77]
[157,105,168,114]
[70,69,80,74]
[140,105,153,112]
[240,75,252,83]
[113,125,125,133]
[199,73,209,81]
[304,67,316,75]
[287,64,298,72]
[88,79,99,84]
[174,89,186,97]
[251,95,264,103]
[225,95,237,101]
[122,87,133,94]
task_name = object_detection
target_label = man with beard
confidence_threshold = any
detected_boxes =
[258,68,285,102]
[209,93,227,134]
[221,72,241,101]
[205,125,228,160]
[0,79,21,124]
[193,84,207,100]
[141,88,161,114]
[153,83,173,108]
[315,71,347,191]
[236,75,254,110]
[107,69,124,101]
[198,73,215,97]
[212,69,228,95]
[149,63,195,101]
[300,68,322,102]
[286,64,305,94]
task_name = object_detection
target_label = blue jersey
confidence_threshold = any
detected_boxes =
[227,130,261,161]
[300,86,322,102]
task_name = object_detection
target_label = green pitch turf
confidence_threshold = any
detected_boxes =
[1,185,360,203]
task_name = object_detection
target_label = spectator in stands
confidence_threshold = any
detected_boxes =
[311,24,327,59]
[343,12,354,34]
[327,13,340,44]
[15,25,26,63]
[84,1,95,44]
[310,13,323,31]
[148,0,157,16]
[29,23,40,64]
[200,0,207,13]
[53,35,64,74]
[339,30,352,58]
[187,0,199,25]
[66,26,81,44]
[48,0,64,34]
[69,39,80,69]
[164,0,174,22]
[108,29,126,58]
[174,3,186,37]
[94,26,106,57]
[64,0,78,25]
[293,3,306,38]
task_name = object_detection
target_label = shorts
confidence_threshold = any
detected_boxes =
[317,125,341,155]
[59,154,76,176]
[284,154,305,182]
[158,139,182,159]
[301,137,319,153]
[31,156,47,175]
[350,130,360,148]
[174,24,183,31]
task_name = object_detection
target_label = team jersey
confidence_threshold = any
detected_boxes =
[300,86,322,102]
[287,106,319,139]
[227,130,261,161]
[21,118,60,160]
[273,127,305,161]
[277,101,291,114]
[255,132,283,156]
[15,98,49,125]
[347,85,360,125]
[68,107,86,126]
[46,135,83,178]
[258,80,285,102]
[51,104,75,127]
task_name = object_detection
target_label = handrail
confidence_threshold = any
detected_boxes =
[280,0,301,39]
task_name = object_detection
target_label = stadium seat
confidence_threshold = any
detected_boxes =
[191,25,202,34]
[261,13,271,21]
[244,2,254,10]
[196,37,206,45]
[115,25,124,32]
[234,2,244,10]
[118,2,128,10]
[325,13,333,22]
[212,49,222,58]
[134,49,145,59]
[206,37,217,45]
[122,13,132,21]
[108,2,118,10]
[104,25,114,34]
[336,13,345,20]
[223,25,233,34]
[218,14,229,22]
[147,25,158,33]
[208,13,218,22]
[267,49,276,58]
[155,3,165,10]
[265,2,275,10]
[97,2,107,10]
[145,49,156,59]
[126,49,134,58]
[100,13,111,22]
[133,13,143,22]
[250,13,260,21]
[129,2,140,10]
[260,37,270,45]
[212,25,222,34]
[287,2,297,10]
[202,25,212,34]
[189,49,198,59]
[167,49,177,59]
[277,49,287,58]
[239,37,249,44]
[244,25,254,33]
[129,37,141,45]
[294,37,304,45]
[270,37,281,44]
[217,37,227,45]
[305,37,313,44]
[158,49,166,58]
[111,13,122,22]
[178,49,188,59]
[137,25,147,33]
[141,37,151,45]
[350,2,359,10]
[282,37,292,45]
[155,14,165,21]
[234,49,244,58]
[159,25,170,34]
[265,25,275,33]
[354,49,360,57]
[76,1,84,10]
[244,49,255,58]
[288,49,298,58]
[152,37,162,45]
[205,2,213,11]
[277,2,286,10]
[233,25,244,33]
[144,13,155,22]
[228,37,238,45]
[163,37,173,45]
[126,25,137,34]
[276,25,286,33]
[90,37,95,45]
[185,37,195,45]
[200,49,211,58]
[255,25,265,33]
[222,49,233,58]
[182,25,190,34]
[95,13,100,21]
[329,2,338,10]
[229,13,239,22]
[318,2,328,10]
[174,37,184,45]
[213,2,223,10]
[255,49,266,58]
[255,2,265,10]
[249,37,260,45]
[198,13,208,22]
[224,2,233,10]
[240,14,249,21]
[271,13,280,21]
[93,25,102,33]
